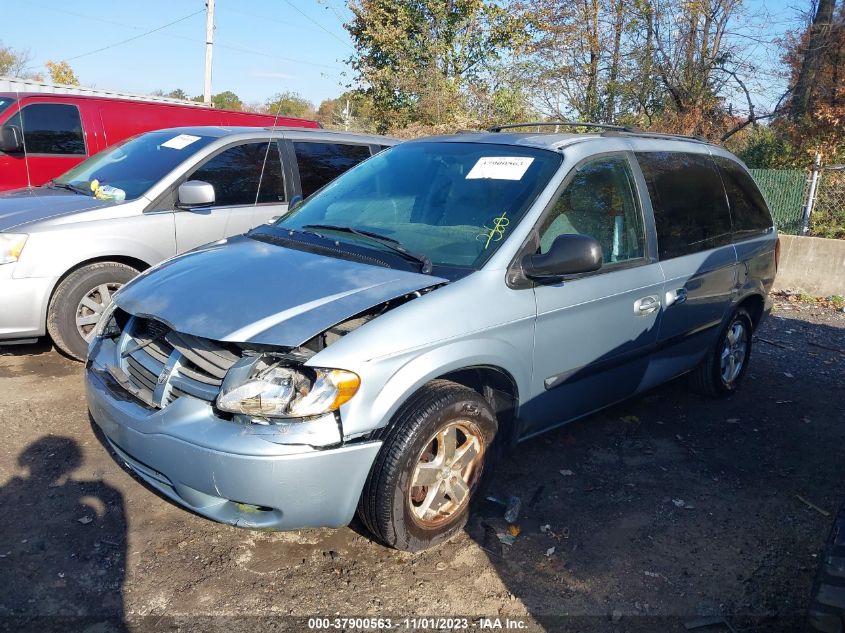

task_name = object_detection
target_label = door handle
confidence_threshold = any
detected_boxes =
[664,288,688,307]
[633,295,660,315]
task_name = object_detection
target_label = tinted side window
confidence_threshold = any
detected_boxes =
[191,142,284,207]
[539,155,645,264]
[712,156,773,239]
[10,104,85,155]
[294,142,372,197]
[636,152,732,259]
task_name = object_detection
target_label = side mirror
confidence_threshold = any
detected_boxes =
[522,233,603,279]
[0,125,23,153]
[288,195,303,211]
[177,180,215,209]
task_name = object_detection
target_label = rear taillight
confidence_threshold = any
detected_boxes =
[775,237,781,272]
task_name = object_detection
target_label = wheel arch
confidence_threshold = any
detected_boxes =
[435,366,520,448]
[48,255,151,304]
[737,293,765,329]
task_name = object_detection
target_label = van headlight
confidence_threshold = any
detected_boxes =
[0,233,27,264]
[216,355,360,419]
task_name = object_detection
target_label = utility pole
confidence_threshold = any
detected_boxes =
[203,0,215,106]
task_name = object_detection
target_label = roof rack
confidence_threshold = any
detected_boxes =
[487,120,712,144]
[488,121,640,133]
[602,129,709,143]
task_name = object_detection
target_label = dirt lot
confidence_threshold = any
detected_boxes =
[1,296,843,633]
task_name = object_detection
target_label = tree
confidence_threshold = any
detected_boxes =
[775,0,845,162]
[345,0,527,132]
[212,90,243,110]
[263,91,316,119]
[316,91,376,131]
[521,0,783,141]
[45,60,80,86]
[0,42,35,78]
[789,0,837,120]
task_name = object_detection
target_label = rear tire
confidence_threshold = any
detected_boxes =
[689,307,753,398]
[47,262,139,361]
[807,501,845,632]
[358,380,497,552]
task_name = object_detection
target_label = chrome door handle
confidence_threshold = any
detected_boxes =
[665,288,688,307]
[633,295,660,315]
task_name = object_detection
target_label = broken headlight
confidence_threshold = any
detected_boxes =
[92,300,121,339]
[216,354,360,419]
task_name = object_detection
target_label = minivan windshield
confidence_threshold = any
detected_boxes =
[276,142,562,269]
[52,130,217,200]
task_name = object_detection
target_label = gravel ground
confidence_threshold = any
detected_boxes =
[0,297,843,633]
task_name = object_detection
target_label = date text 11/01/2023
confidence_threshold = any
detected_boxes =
[306,617,529,630]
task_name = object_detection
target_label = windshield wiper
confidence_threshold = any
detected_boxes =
[48,181,90,196]
[302,224,433,274]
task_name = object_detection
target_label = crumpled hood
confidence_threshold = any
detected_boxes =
[115,234,447,347]
[0,187,119,231]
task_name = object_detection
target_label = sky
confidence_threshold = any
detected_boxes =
[3,0,356,107]
[2,0,810,112]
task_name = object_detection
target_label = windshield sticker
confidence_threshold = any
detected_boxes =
[161,134,202,150]
[466,156,534,181]
[477,212,510,249]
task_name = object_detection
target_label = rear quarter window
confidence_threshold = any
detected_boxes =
[294,142,372,197]
[712,156,773,239]
[636,152,732,260]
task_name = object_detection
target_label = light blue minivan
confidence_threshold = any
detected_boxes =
[86,123,777,551]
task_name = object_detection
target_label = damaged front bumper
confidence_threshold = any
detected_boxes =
[86,344,382,530]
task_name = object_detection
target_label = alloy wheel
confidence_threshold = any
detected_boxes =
[408,421,484,527]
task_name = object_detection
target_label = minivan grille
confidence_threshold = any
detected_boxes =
[115,316,238,409]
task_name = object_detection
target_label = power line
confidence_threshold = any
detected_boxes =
[20,1,348,75]
[65,10,205,61]
[280,0,354,50]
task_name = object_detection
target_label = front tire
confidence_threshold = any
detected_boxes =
[690,307,753,398]
[47,262,139,361]
[358,380,497,551]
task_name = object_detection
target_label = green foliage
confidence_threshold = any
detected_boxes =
[263,91,316,119]
[345,0,527,132]
[732,126,799,169]
[317,91,377,132]
[212,90,243,111]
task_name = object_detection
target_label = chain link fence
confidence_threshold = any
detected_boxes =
[750,169,808,235]
[811,166,845,239]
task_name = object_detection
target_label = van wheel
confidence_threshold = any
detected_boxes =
[47,262,139,361]
[689,307,753,398]
[358,380,497,552]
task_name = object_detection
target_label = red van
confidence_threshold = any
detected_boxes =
[0,89,319,191]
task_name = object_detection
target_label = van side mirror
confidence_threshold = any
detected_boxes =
[288,195,303,211]
[0,125,23,153]
[522,233,603,279]
[177,180,215,209]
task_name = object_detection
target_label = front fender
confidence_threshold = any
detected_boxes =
[13,217,175,280]
[339,334,533,438]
